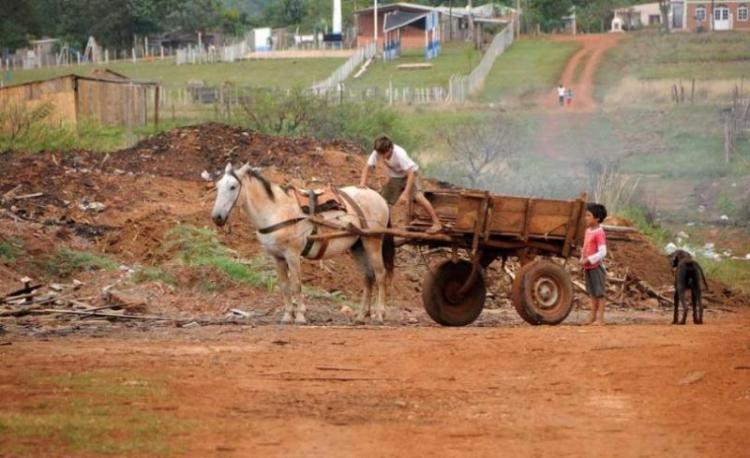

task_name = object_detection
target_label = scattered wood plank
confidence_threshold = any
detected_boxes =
[397,63,433,70]
[1,284,44,302]
[13,192,44,200]
[32,309,171,320]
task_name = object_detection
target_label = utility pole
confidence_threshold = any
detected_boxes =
[516,0,521,37]
[374,0,378,47]
[449,0,453,41]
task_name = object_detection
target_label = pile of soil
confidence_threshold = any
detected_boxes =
[1,123,747,332]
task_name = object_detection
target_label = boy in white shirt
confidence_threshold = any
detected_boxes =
[360,136,443,233]
[557,83,566,106]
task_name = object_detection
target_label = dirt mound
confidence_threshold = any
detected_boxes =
[1,122,747,332]
[104,122,366,185]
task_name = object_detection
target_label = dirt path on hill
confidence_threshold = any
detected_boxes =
[2,308,749,457]
[539,34,623,158]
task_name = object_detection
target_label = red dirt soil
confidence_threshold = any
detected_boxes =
[2,311,749,456]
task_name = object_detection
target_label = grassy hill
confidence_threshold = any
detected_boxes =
[1,57,346,88]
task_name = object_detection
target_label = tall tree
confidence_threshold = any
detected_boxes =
[0,0,40,51]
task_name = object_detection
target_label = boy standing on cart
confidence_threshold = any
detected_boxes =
[360,135,443,233]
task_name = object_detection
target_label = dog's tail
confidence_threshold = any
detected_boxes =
[696,262,709,292]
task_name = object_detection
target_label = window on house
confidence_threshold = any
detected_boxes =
[739,5,749,21]
[695,6,706,21]
[649,14,661,25]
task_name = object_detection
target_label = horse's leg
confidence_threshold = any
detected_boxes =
[350,240,374,324]
[275,258,294,325]
[363,236,387,325]
[284,253,307,324]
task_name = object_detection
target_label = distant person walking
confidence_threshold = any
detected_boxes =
[557,83,566,107]
[566,87,574,106]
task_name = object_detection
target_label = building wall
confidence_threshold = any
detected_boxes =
[77,79,149,126]
[0,76,153,129]
[685,2,750,31]
[0,77,78,127]
[356,11,438,50]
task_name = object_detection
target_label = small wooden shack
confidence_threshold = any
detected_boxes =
[0,72,160,128]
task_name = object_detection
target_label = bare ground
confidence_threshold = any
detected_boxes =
[2,308,749,457]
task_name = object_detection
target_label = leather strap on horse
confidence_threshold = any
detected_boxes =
[301,224,331,260]
[336,189,369,230]
[257,217,307,235]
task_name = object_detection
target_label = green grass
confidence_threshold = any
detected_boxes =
[0,238,23,263]
[43,248,118,278]
[397,108,494,158]
[596,31,750,99]
[478,39,580,103]
[133,267,177,286]
[701,258,750,294]
[620,205,671,246]
[0,370,186,456]
[617,106,750,178]
[166,225,276,290]
[1,115,193,153]
[2,57,346,88]
[347,42,481,91]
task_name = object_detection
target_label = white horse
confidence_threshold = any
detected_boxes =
[211,163,394,324]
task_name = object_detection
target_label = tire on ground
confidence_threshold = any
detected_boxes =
[422,260,486,327]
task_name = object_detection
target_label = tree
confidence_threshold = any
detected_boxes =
[265,0,308,28]
[444,116,520,189]
[0,0,39,51]
[658,0,670,33]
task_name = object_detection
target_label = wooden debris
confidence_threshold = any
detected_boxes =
[32,309,170,320]
[13,192,44,200]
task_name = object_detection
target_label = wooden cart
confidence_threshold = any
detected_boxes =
[404,189,588,326]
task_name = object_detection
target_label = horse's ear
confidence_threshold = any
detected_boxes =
[237,163,251,176]
[225,163,233,173]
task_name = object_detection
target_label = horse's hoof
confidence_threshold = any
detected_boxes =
[372,315,384,325]
[354,316,367,325]
[294,314,307,325]
[281,312,293,324]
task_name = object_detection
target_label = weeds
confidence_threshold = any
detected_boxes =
[0,238,23,263]
[620,204,671,246]
[132,267,177,286]
[43,248,118,279]
[165,225,276,290]
[586,158,641,215]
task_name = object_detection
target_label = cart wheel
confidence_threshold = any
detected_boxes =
[510,261,539,324]
[512,261,573,325]
[422,260,486,326]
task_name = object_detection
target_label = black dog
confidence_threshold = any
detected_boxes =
[670,250,708,325]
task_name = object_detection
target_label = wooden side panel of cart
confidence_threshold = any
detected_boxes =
[411,190,587,257]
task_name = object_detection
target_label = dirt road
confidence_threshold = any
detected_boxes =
[2,307,749,457]
[539,34,623,158]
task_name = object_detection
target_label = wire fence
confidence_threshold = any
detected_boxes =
[449,22,514,103]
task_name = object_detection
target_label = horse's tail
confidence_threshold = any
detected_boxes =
[383,217,395,278]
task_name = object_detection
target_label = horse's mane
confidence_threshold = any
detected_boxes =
[247,169,275,202]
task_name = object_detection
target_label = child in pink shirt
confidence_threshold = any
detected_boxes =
[581,203,608,325]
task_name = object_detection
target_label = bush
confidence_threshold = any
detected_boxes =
[237,87,414,151]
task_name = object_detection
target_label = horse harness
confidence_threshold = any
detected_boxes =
[256,186,369,260]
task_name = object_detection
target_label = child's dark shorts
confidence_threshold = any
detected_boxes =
[381,174,423,205]
[584,265,607,298]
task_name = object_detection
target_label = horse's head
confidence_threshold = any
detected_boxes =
[212,163,249,227]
